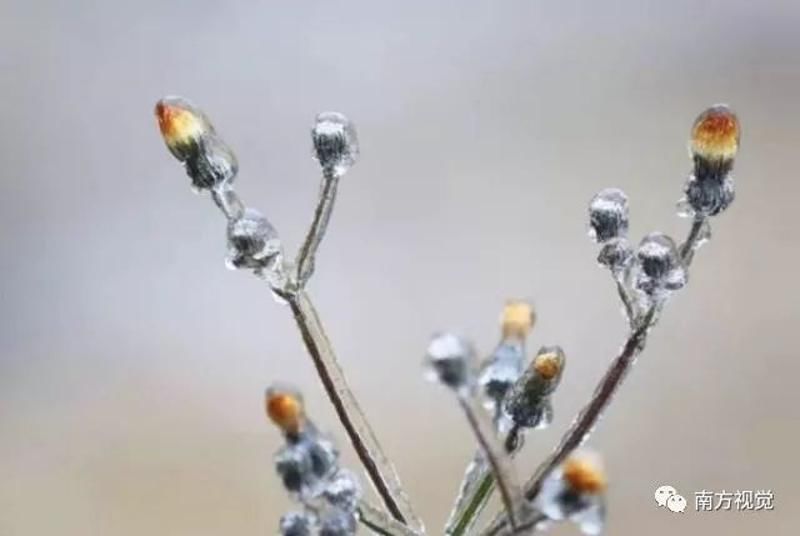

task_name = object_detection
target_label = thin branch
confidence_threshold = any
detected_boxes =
[295,171,339,285]
[358,501,423,536]
[287,289,422,530]
[457,394,527,531]
[679,215,708,266]
[447,469,495,536]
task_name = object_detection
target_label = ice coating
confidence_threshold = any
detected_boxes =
[312,112,359,177]
[226,209,283,272]
[425,332,474,390]
[588,188,629,243]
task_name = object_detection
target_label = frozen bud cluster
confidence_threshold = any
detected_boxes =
[155,97,238,190]
[588,189,629,243]
[267,385,361,536]
[226,208,283,273]
[634,233,687,295]
[426,333,475,391]
[312,112,359,177]
[682,105,740,217]
[534,454,607,535]
[504,346,566,432]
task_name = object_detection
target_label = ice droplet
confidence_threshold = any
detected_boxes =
[588,188,629,243]
[226,209,283,272]
[425,333,475,391]
[312,112,359,177]
[479,341,525,412]
[319,510,357,536]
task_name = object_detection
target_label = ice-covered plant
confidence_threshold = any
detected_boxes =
[154,99,740,535]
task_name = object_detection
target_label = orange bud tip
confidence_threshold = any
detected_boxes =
[265,386,305,435]
[502,300,536,339]
[563,455,607,494]
[533,351,562,380]
[690,105,740,162]
[155,96,210,152]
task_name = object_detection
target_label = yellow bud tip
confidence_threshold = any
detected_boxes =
[501,300,536,339]
[265,389,305,435]
[533,351,562,380]
[690,105,740,161]
[563,456,607,494]
[155,97,209,149]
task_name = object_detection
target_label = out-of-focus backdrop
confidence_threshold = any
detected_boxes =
[1,1,799,534]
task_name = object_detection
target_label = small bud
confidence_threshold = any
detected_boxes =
[226,209,283,272]
[504,346,566,430]
[155,96,213,161]
[280,512,315,536]
[266,385,305,436]
[155,97,238,190]
[321,469,361,513]
[690,105,740,180]
[319,511,358,536]
[534,453,607,535]
[501,300,536,340]
[183,135,238,190]
[274,434,339,498]
[479,341,525,412]
[683,173,735,217]
[425,333,475,391]
[596,238,633,275]
[588,188,629,243]
[312,112,359,176]
[634,233,687,294]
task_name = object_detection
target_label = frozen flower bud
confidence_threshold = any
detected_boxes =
[266,384,305,437]
[155,97,238,190]
[634,233,687,294]
[155,97,213,161]
[534,454,607,535]
[226,209,283,272]
[690,104,740,182]
[479,341,525,412]
[322,469,361,513]
[503,346,566,430]
[596,238,633,275]
[683,173,735,217]
[312,112,359,177]
[274,433,339,498]
[425,333,475,391]
[588,188,629,243]
[501,301,536,340]
[319,511,357,536]
[280,512,315,536]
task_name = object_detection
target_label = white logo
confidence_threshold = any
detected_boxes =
[655,485,686,513]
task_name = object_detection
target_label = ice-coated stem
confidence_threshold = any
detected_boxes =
[295,170,339,285]
[287,289,422,529]
[447,469,495,536]
[679,215,708,266]
[457,394,526,531]
[358,501,423,536]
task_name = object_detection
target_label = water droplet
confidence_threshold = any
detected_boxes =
[425,333,475,391]
[312,112,359,177]
[226,209,283,272]
[588,188,629,243]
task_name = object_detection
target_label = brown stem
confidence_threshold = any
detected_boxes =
[287,290,421,529]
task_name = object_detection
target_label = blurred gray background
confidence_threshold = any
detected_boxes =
[1,1,799,534]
